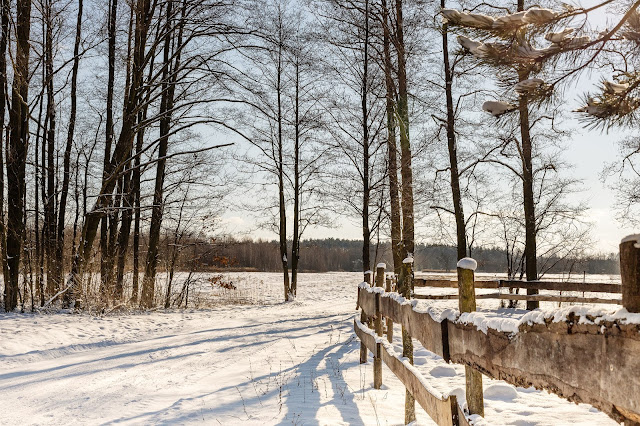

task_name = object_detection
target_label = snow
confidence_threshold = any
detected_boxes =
[458,311,520,335]
[514,78,544,95]
[0,272,619,425]
[482,100,516,117]
[519,306,640,327]
[376,262,386,269]
[429,365,457,378]
[621,233,640,248]
[483,383,519,401]
[545,28,575,44]
[603,81,628,94]
[457,257,478,271]
[522,8,557,24]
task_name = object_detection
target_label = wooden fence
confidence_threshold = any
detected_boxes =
[355,238,640,426]
[413,277,622,305]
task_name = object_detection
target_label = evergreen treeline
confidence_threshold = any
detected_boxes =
[198,238,620,275]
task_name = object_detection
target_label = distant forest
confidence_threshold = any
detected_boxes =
[194,238,620,276]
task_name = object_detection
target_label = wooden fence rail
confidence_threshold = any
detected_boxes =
[413,277,623,305]
[414,277,622,293]
[356,283,640,425]
[411,292,621,305]
[354,318,468,426]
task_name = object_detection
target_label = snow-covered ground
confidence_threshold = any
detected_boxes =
[0,272,619,425]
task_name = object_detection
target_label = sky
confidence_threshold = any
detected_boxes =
[222,122,631,253]
[220,1,635,254]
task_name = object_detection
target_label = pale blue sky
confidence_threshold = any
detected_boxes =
[221,1,636,253]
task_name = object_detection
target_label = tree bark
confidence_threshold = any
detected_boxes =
[0,0,8,306]
[131,119,143,304]
[517,0,538,312]
[276,19,290,302]
[382,0,401,276]
[5,0,32,312]
[114,165,133,301]
[441,4,467,261]
[361,0,371,275]
[394,0,415,421]
[66,0,154,308]
[291,60,301,298]
[442,3,484,414]
[44,0,59,295]
[100,0,119,303]
[141,0,182,308]
[56,0,83,300]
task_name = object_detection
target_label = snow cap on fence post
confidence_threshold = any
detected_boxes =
[456,257,478,271]
[620,234,640,313]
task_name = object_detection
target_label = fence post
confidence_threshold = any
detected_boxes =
[385,275,393,343]
[621,235,640,313]
[401,256,416,424]
[457,257,484,417]
[374,263,385,389]
[360,270,373,364]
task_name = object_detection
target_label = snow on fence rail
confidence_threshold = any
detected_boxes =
[356,282,640,424]
[354,318,469,426]
[355,237,640,425]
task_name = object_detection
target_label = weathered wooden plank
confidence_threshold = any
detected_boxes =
[380,347,458,426]
[357,282,639,424]
[457,404,471,426]
[414,278,500,289]
[378,294,446,359]
[496,293,621,305]
[499,280,621,294]
[413,293,622,305]
[414,277,622,293]
[447,320,640,424]
[414,278,460,288]
[354,318,464,425]
[353,319,378,358]
[412,294,460,300]
[358,286,377,317]
[620,237,640,312]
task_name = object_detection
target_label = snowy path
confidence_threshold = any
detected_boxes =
[0,273,617,425]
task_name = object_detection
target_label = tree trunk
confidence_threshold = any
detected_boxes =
[291,60,300,298]
[394,0,415,421]
[443,5,484,414]
[5,0,32,312]
[441,0,466,260]
[131,116,143,304]
[33,17,46,305]
[56,0,83,300]
[276,29,290,302]
[66,0,154,308]
[141,0,181,308]
[361,0,371,275]
[519,91,538,308]
[44,0,59,295]
[114,165,133,301]
[0,0,8,306]
[100,0,119,304]
[382,0,401,276]
[517,0,538,310]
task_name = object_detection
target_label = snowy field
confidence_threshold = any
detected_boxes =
[0,272,620,425]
